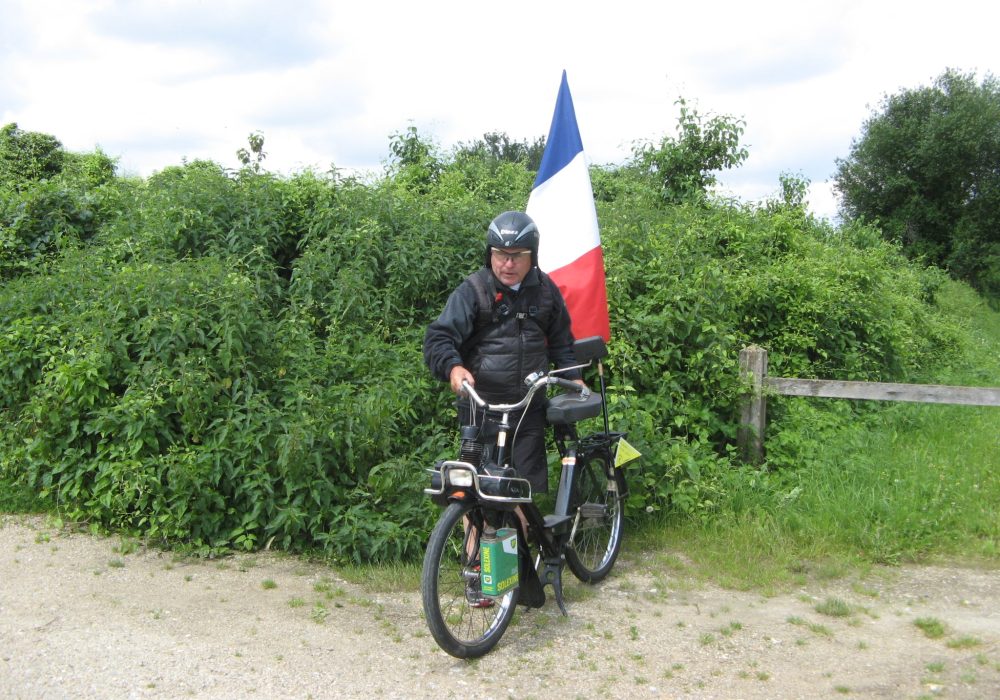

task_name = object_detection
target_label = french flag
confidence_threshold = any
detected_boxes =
[527,71,611,342]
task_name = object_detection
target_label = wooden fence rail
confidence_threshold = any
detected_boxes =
[737,345,1000,462]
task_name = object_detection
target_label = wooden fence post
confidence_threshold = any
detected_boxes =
[738,345,768,463]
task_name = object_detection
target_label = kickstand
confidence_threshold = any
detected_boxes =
[539,557,568,616]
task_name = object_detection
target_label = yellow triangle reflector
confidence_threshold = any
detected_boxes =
[614,438,641,468]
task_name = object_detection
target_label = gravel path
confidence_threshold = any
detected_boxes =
[2,514,998,699]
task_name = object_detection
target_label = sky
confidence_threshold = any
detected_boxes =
[2,0,998,222]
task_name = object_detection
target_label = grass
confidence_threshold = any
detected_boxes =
[815,598,851,618]
[946,635,982,649]
[719,621,742,637]
[335,561,420,593]
[310,602,329,624]
[643,384,1000,589]
[633,282,1000,591]
[640,276,1000,593]
[807,622,833,637]
[914,617,947,639]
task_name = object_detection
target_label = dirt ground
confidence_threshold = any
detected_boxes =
[1,514,998,700]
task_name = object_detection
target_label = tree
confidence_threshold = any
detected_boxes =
[386,125,442,192]
[834,69,1000,299]
[454,131,547,172]
[0,123,66,189]
[236,131,267,173]
[630,98,749,205]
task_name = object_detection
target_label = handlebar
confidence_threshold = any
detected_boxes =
[459,380,487,408]
[461,370,588,413]
[550,376,590,397]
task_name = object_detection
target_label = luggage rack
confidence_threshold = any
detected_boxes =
[425,460,533,504]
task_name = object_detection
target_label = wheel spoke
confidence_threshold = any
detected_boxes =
[565,452,625,583]
[421,503,518,658]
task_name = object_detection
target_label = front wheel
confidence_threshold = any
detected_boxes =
[421,501,518,658]
[565,449,625,583]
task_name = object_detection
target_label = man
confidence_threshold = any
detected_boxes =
[423,210,582,495]
[423,210,581,609]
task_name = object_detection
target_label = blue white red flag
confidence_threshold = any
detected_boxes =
[527,71,610,342]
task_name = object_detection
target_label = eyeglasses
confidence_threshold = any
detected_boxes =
[491,249,532,264]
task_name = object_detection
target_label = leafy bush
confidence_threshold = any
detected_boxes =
[1,124,121,280]
[0,125,974,563]
[0,123,66,188]
[594,185,963,516]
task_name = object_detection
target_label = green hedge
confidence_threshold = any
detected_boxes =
[0,134,967,560]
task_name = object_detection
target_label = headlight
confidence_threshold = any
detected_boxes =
[447,469,474,488]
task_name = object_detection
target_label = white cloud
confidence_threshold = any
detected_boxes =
[2,0,998,221]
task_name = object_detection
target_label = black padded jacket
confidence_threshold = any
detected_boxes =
[423,266,580,403]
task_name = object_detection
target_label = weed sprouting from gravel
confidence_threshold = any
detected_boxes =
[808,623,833,637]
[720,621,743,637]
[815,597,851,617]
[914,617,947,639]
[311,602,329,624]
[946,635,982,649]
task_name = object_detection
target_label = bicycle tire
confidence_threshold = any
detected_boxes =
[421,501,519,658]
[565,449,625,583]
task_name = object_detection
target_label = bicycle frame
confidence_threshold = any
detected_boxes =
[421,336,630,657]
[424,336,625,609]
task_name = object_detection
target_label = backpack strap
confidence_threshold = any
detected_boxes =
[460,268,554,355]
[459,269,501,356]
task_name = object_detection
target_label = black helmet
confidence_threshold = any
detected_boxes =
[485,211,539,266]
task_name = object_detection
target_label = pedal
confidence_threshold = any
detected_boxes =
[578,503,606,519]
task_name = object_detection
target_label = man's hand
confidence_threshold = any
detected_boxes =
[449,365,475,394]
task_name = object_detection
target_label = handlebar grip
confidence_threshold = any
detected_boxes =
[461,380,487,407]
[550,376,590,398]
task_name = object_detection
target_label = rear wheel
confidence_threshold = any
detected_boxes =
[565,450,625,583]
[421,502,518,658]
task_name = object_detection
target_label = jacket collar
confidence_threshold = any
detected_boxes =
[490,266,540,292]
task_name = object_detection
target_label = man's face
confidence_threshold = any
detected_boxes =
[490,247,532,287]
